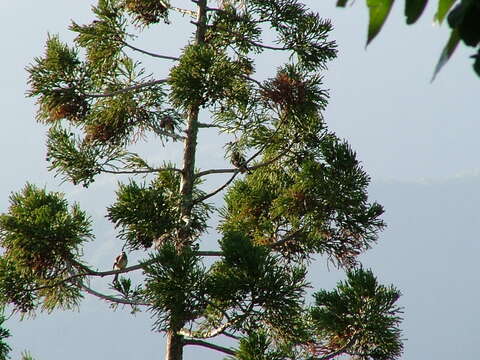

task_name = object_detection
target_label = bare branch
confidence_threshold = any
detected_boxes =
[183,339,236,356]
[196,168,237,177]
[171,6,197,17]
[268,229,303,249]
[69,258,149,278]
[121,40,179,61]
[84,79,168,98]
[102,166,183,175]
[179,319,233,339]
[150,126,186,141]
[195,250,223,257]
[222,331,241,340]
[198,122,221,128]
[193,172,238,204]
[80,284,150,306]
[314,335,359,360]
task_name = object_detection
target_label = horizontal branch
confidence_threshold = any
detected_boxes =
[198,122,221,128]
[314,335,359,360]
[179,318,233,339]
[268,229,302,249]
[80,284,150,306]
[121,40,179,61]
[171,6,197,17]
[196,250,223,257]
[196,168,237,177]
[193,172,238,204]
[222,331,241,340]
[102,166,183,175]
[184,339,236,356]
[84,79,168,98]
[150,126,186,141]
[70,258,148,278]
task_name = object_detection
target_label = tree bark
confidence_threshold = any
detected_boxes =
[165,330,184,360]
[166,2,208,360]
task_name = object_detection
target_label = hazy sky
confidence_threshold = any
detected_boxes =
[1,1,479,359]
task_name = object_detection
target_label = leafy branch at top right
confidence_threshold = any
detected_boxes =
[337,0,480,80]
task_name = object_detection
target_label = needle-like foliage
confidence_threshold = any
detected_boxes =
[0,1,403,359]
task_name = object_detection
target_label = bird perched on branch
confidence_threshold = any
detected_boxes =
[159,115,175,133]
[113,251,128,283]
[231,150,249,173]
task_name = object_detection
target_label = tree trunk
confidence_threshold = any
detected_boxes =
[167,2,208,360]
[165,330,184,360]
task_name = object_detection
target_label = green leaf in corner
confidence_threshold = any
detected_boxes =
[337,0,349,6]
[366,0,395,46]
[472,50,480,76]
[405,0,429,24]
[431,28,460,81]
[434,0,457,24]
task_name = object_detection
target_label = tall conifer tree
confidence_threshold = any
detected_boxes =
[0,1,403,359]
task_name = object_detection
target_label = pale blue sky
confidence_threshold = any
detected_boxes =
[1,1,479,359]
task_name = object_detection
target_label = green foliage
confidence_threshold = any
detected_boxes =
[312,268,403,360]
[248,0,337,70]
[0,311,11,360]
[14,1,404,358]
[366,0,395,46]
[169,44,248,109]
[46,126,107,186]
[405,0,428,24]
[27,35,87,124]
[337,0,480,77]
[0,184,92,275]
[70,0,126,78]
[107,171,211,250]
[231,330,283,360]
[0,258,37,313]
[434,0,457,23]
[121,0,170,26]
[206,232,308,341]
[0,185,90,312]
[447,0,480,47]
[20,351,35,360]
[432,28,461,81]
[143,243,207,330]
[220,135,385,265]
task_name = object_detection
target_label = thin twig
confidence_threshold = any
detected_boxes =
[80,284,150,306]
[198,122,221,128]
[183,339,236,356]
[314,335,359,360]
[196,168,237,177]
[84,79,168,98]
[222,331,241,340]
[193,172,238,204]
[121,40,179,61]
[196,250,223,257]
[102,166,183,175]
[179,320,232,339]
[150,126,186,141]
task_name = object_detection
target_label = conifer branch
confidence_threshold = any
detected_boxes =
[314,335,359,360]
[170,7,197,18]
[84,79,168,98]
[183,339,236,356]
[121,40,180,61]
[150,126,187,141]
[193,172,238,204]
[179,319,232,339]
[222,331,241,340]
[102,167,182,175]
[198,122,220,128]
[195,250,223,257]
[80,284,150,306]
